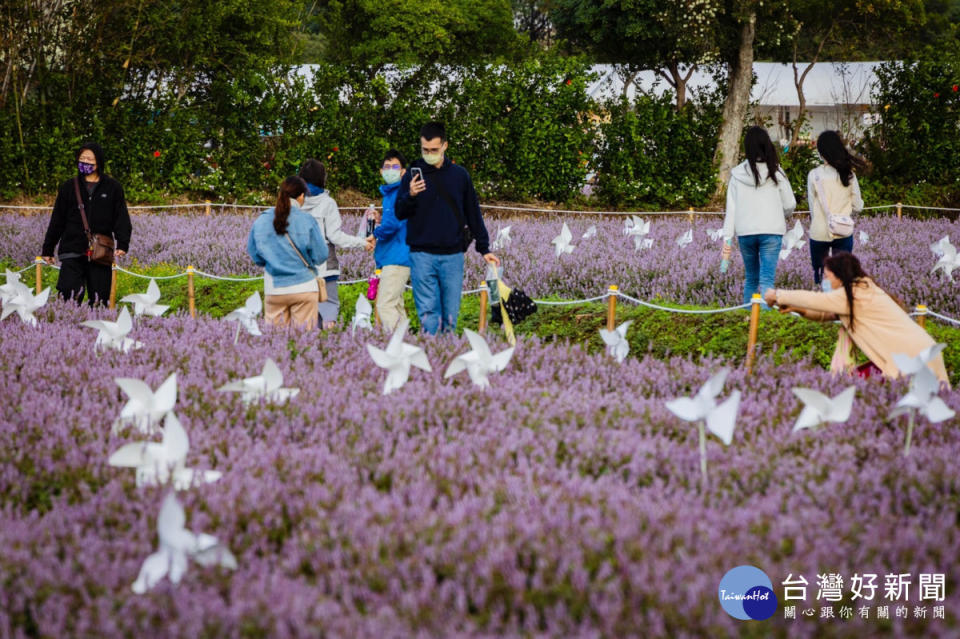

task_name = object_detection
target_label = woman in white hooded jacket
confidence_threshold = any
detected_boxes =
[722,126,797,305]
[298,159,369,329]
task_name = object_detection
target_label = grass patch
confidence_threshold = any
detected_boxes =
[6,260,958,386]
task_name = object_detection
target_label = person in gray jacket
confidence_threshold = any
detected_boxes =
[298,159,374,329]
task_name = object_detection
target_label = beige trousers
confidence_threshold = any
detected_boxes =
[265,292,319,329]
[376,265,410,332]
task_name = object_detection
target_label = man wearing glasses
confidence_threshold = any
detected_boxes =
[371,150,412,331]
[396,122,500,334]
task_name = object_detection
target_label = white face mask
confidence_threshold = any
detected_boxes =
[821,279,832,292]
[381,169,402,184]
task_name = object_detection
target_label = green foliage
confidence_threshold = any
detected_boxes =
[309,0,521,66]
[780,144,818,208]
[593,91,723,208]
[861,50,960,189]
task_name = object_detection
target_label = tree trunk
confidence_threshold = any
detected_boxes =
[712,11,756,201]
[790,29,830,149]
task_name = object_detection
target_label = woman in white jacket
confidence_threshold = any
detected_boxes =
[722,126,797,305]
[298,159,371,329]
[806,130,864,288]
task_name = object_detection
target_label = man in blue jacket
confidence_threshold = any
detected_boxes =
[373,149,412,331]
[395,122,500,334]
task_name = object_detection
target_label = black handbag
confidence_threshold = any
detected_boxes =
[490,287,537,325]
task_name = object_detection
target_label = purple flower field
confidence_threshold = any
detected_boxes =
[2,210,959,637]
[2,211,959,315]
[1,296,959,637]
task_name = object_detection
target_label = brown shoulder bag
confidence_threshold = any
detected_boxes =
[73,177,115,266]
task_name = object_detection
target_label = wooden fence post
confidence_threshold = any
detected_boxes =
[478,281,489,333]
[606,285,618,331]
[205,200,212,216]
[108,262,118,309]
[688,207,695,224]
[187,266,196,318]
[746,294,762,374]
[34,257,42,294]
[916,304,927,330]
[896,202,902,219]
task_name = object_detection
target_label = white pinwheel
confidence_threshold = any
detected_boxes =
[665,369,741,484]
[491,225,512,250]
[551,222,575,257]
[889,354,954,456]
[366,317,432,395]
[930,238,960,281]
[0,269,23,305]
[352,294,373,334]
[444,329,514,389]
[120,279,170,317]
[931,235,951,257]
[582,225,597,240]
[81,306,142,352]
[623,215,650,237]
[779,220,805,261]
[131,492,236,594]
[0,281,50,327]
[598,320,632,364]
[113,372,178,435]
[109,412,221,489]
[217,358,299,405]
[675,229,693,249]
[892,344,947,378]
[859,231,869,245]
[707,228,724,242]
[224,292,263,342]
[624,216,651,251]
[791,386,856,432]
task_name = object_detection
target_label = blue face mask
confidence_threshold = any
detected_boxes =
[381,169,402,184]
[78,162,96,175]
[821,279,832,292]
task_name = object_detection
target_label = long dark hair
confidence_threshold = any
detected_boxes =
[823,252,868,330]
[816,131,864,187]
[744,126,780,186]
[274,176,307,235]
[298,159,326,189]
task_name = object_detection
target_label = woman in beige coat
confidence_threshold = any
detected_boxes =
[764,252,950,386]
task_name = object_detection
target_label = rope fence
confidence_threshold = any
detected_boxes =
[1,201,956,218]
[9,259,959,374]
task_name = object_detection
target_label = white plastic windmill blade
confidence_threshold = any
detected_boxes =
[489,345,515,372]
[699,369,730,402]
[582,225,597,239]
[859,230,869,244]
[407,346,433,372]
[444,354,469,379]
[116,306,134,333]
[665,396,703,422]
[598,328,619,347]
[115,378,153,415]
[616,319,632,338]
[366,343,396,370]
[246,291,263,315]
[463,328,493,361]
[930,235,949,256]
[155,373,178,412]
[791,387,833,419]
[355,294,372,317]
[793,405,824,432]
[642,238,653,249]
[706,390,740,446]
[131,549,170,594]
[145,279,162,303]
[261,358,284,391]
[161,412,190,463]
[828,386,857,422]
[108,441,150,467]
[892,352,924,377]
[385,317,410,354]
[33,287,50,307]
[561,222,572,242]
[921,396,956,423]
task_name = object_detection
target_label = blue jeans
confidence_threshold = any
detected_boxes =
[409,251,465,334]
[809,236,854,285]
[738,234,782,305]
